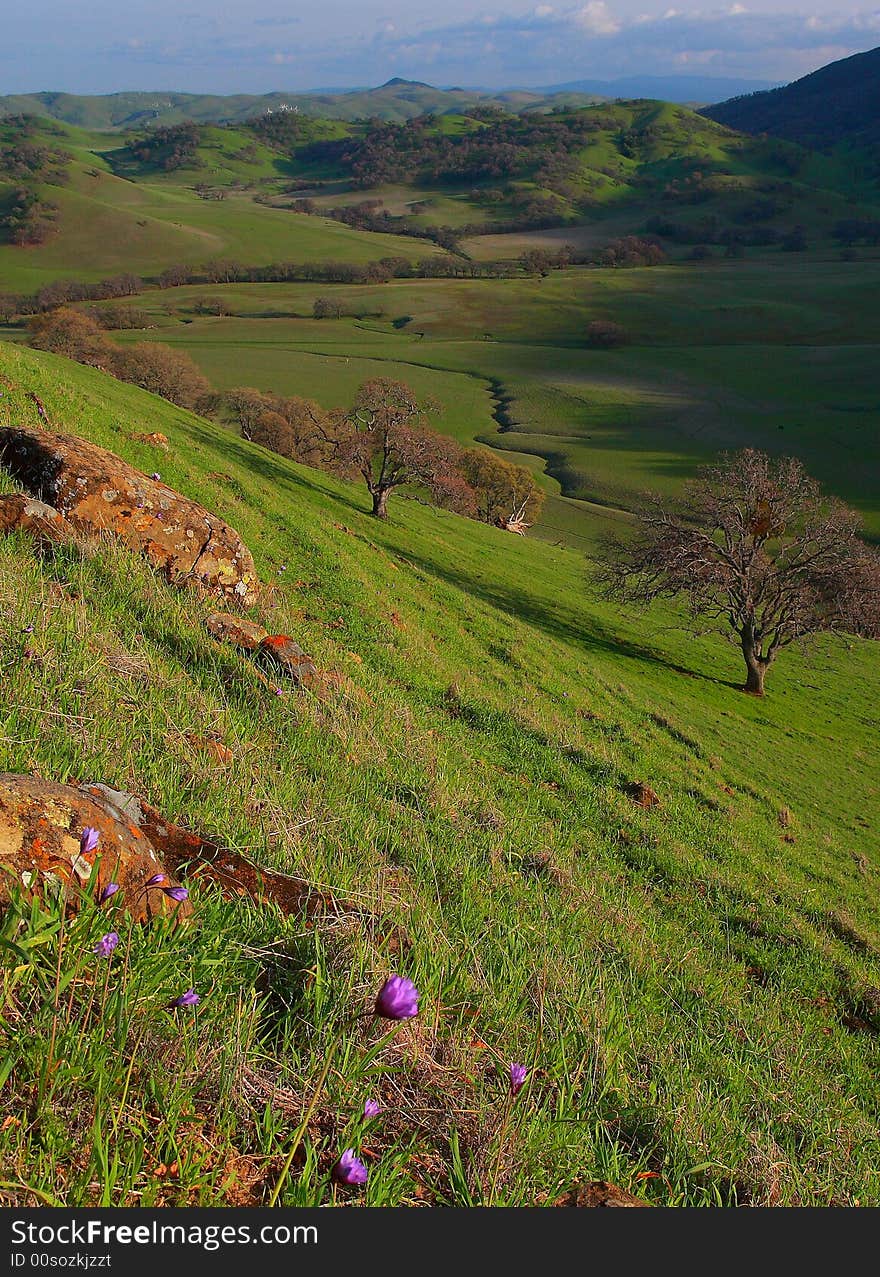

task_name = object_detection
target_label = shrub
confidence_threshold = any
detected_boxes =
[586,320,628,349]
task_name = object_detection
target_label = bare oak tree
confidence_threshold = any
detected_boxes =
[335,378,462,519]
[600,449,880,695]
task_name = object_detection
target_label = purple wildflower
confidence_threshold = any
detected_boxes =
[509,1063,528,1097]
[374,974,419,1021]
[333,1149,368,1186]
[363,1099,381,1119]
[145,873,166,887]
[162,885,189,903]
[80,827,100,855]
[172,989,200,1008]
[150,472,161,481]
[93,932,119,959]
[99,882,120,904]
[274,687,284,696]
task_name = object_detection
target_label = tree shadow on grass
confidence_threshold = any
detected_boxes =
[181,417,367,518]
[372,535,734,690]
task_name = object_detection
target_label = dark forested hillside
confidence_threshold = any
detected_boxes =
[704,46,880,153]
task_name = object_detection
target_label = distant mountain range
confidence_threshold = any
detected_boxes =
[541,75,779,102]
[703,46,880,152]
[0,74,779,131]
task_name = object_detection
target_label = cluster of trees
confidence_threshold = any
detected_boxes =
[219,378,545,529]
[292,111,612,191]
[126,123,202,172]
[0,117,70,183]
[0,188,59,246]
[595,237,666,268]
[290,197,460,252]
[22,306,544,534]
[0,274,144,322]
[27,308,210,409]
[586,320,628,348]
[518,246,580,276]
[645,213,806,254]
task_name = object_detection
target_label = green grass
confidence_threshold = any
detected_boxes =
[1,341,879,1206]
[101,256,880,541]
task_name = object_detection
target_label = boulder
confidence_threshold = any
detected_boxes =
[0,493,67,545]
[0,424,257,601]
[85,784,349,920]
[259,634,320,688]
[0,773,191,922]
[0,775,354,923]
[205,611,269,652]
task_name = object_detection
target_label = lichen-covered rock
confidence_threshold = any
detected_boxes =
[0,424,257,601]
[259,635,320,688]
[0,493,67,544]
[0,774,359,924]
[205,612,269,651]
[0,774,191,922]
[85,784,347,920]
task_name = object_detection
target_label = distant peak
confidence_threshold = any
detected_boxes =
[380,77,433,89]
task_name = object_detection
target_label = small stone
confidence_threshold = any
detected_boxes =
[554,1181,650,1208]
[625,782,661,809]
[205,612,269,652]
[259,635,320,689]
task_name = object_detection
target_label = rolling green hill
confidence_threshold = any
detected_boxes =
[0,83,602,129]
[1,340,879,1206]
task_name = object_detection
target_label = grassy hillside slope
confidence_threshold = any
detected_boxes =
[1,341,878,1206]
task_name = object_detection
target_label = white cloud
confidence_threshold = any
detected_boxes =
[573,2,620,37]
[534,5,555,17]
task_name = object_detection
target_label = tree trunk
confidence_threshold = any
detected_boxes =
[371,488,390,519]
[743,660,766,695]
[741,639,768,695]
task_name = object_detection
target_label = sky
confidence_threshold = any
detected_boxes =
[2,1,879,95]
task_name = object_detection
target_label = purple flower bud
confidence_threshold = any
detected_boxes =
[94,932,119,959]
[363,1099,381,1119]
[162,885,189,903]
[80,827,100,855]
[374,974,419,1021]
[333,1149,368,1186]
[509,1062,528,1097]
[99,882,120,903]
[145,873,166,887]
[172,989,200,1008]
[274,687,284,696]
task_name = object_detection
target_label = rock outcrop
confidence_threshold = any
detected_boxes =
[0,774,351,923]
[0,424,257,601]
[0,774,191,922]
